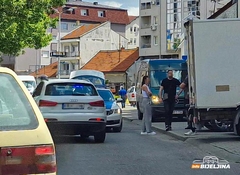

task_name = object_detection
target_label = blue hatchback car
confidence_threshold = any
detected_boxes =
[97,88,123,132]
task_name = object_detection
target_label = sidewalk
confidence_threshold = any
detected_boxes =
[122,108,240,163]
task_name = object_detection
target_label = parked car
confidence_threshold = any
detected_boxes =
[0,67,56,175]
[97,88,123,132]
[127,86,136,107]
[33,79,107,143]
[18,75,37,95]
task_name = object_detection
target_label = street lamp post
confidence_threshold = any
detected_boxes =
[52,6,76,79]
[57,12,61,79]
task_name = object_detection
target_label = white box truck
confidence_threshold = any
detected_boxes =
[184,18,240,135]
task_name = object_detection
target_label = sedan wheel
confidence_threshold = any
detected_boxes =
[113,121,123,132]
[94,131,106,143]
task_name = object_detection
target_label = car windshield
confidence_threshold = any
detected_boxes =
[45,83,98,96]
[72,76,105,87]
[0,73,38,131]
[97,89,115,102]
[150,70,187,88]
[23,81,36,89]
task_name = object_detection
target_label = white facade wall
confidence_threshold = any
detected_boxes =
[79,22,128,66]
[139,0,161,57]
[125,17,140,49]
[59,22,128,74]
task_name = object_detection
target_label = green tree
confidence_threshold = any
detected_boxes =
[0,0,65,56]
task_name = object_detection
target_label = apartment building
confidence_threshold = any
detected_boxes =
[11,0,129,74]
[125,16,140,49]
[59,22,128,78]
[139,0,230,59]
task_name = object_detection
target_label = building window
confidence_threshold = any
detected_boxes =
[61,23,68,30]
[134,27,137,33]
[130,27,133,33]
[141,2,151,10]
[153,16,158,25]
[98,11,106,17]
[130,38,133,44]
[166,0,181,50]
[42,51,49,58]
[134,38,137,45]
[64,46,70,52]
[154,36,158,45]
[156,0,160,5]
[81,9,89,16]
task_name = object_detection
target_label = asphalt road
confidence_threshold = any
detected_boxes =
[55,118,240,175]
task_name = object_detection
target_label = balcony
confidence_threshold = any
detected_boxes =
[60,70,71,75]
[60,51,80,61]
[141,44,151,48]
[66,51,80,57]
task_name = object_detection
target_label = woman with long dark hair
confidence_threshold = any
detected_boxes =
[141,76,156,135]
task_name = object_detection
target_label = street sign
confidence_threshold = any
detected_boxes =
[50,52,67,57]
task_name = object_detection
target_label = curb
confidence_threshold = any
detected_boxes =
[151,126,189,142]
[123,117,189,141]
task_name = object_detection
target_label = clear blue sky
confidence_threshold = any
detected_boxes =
[85,0,139,16]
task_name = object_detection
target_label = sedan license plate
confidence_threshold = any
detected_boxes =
[63,103,84,109]
[173,110,183,115]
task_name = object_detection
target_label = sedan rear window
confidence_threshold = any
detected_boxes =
[45,83,98,96]
[0,73,38,131]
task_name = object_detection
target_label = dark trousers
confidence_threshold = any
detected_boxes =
[186,102,196,132]
[164,100,175,128]
[121,96,126,108]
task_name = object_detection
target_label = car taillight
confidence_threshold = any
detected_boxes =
[35,145,56,173]
[39,100,58,107]
[89,118,105,122]
[1,144,56,174]
[89,100,104,107]
[131,93,135,98]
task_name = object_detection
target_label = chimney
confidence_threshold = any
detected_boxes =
[93,2,98,5]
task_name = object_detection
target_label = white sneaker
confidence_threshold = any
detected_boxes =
[141,132,147,135]
[147,131,156,135]
[184,130,196,136]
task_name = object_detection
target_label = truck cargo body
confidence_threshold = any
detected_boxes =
[185,19,240,131]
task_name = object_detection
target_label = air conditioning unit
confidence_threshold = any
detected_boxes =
[151,25,157,31]
[151,0,156,5]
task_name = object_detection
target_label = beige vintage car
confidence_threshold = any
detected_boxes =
[0,67,56,175]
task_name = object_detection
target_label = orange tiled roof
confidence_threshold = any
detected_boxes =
[128,16,138,24]
[30,62,58,78]
[62,23,101,40]
[82,48,139,73]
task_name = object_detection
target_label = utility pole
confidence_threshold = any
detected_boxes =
[118,34,121,62]
[57,12,61,79]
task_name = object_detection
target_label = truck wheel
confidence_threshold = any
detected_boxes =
[94,131,106,143]
[204,120,228,132]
